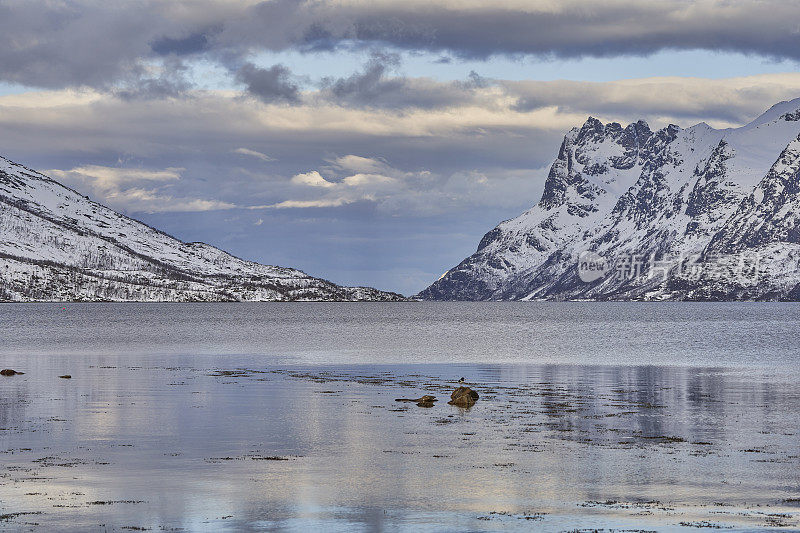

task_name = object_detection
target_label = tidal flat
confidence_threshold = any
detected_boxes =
[1,302,799,531]
[1,360,799,531]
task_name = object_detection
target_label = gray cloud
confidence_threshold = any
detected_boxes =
[0,1,157,89]
[318,52,484,109]
[113,57,193,100]
[236,62,300,103]
[5,72,798,218]
[504,76,800,125]
[151,31,213,56]
[3,1,800,91]
[4,73,800,174]
[322,52,402,103]
[218,1,800,60]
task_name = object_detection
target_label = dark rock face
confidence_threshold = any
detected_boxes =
[783,110,800,121]
[418,99,800,302]
[707,134,800,254]
[685,141,739,226]
[448,386,479,408]
[395,395,437,407]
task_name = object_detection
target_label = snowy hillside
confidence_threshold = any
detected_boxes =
[419,98,800,301]
[0,157,404,302]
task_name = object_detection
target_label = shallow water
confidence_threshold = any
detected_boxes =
[1,303,799,531]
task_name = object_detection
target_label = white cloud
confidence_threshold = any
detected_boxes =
[256,198,355,209]
[342,173,395,187]
[273,158,410,209]
[47,165,236,213]
[233,147,275,162]
[106,189,236,213]
[253,155,543,213]
[291,170,336,188]
[49,165,183,189]
[329,155,389,174]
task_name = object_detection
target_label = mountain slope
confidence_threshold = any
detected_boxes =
[0,156,403,302]
[418,98,800,301]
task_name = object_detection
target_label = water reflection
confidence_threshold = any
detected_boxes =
[0,358,798,531]
[0,378,28,434]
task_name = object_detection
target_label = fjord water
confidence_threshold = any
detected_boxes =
[1,302,799,531]
[2,301,798,366]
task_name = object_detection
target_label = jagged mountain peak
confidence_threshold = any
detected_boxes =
[419,99,800,301]
[573,116,653,140]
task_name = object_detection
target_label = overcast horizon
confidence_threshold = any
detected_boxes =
[3,0,800,295]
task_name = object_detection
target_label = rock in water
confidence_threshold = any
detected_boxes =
[0,369,23,376]
[449,386,479,407]
[395,395,437,407]
[59,375,72,379]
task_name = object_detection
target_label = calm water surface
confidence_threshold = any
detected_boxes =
[2,302,799,366]
[0,303,799,531]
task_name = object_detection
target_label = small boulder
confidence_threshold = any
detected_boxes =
[0,369,23,376]
[59,375,72,379]
[448,386,479,408]
[395,395,437,407]
[416,396,437,408]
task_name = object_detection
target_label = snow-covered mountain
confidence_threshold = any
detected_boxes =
[0,156,404,302]
[419,98,800,301]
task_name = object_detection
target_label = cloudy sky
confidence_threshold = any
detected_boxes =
[3,0,800,295]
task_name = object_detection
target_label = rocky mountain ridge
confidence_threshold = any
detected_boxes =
[419,98,800,301]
